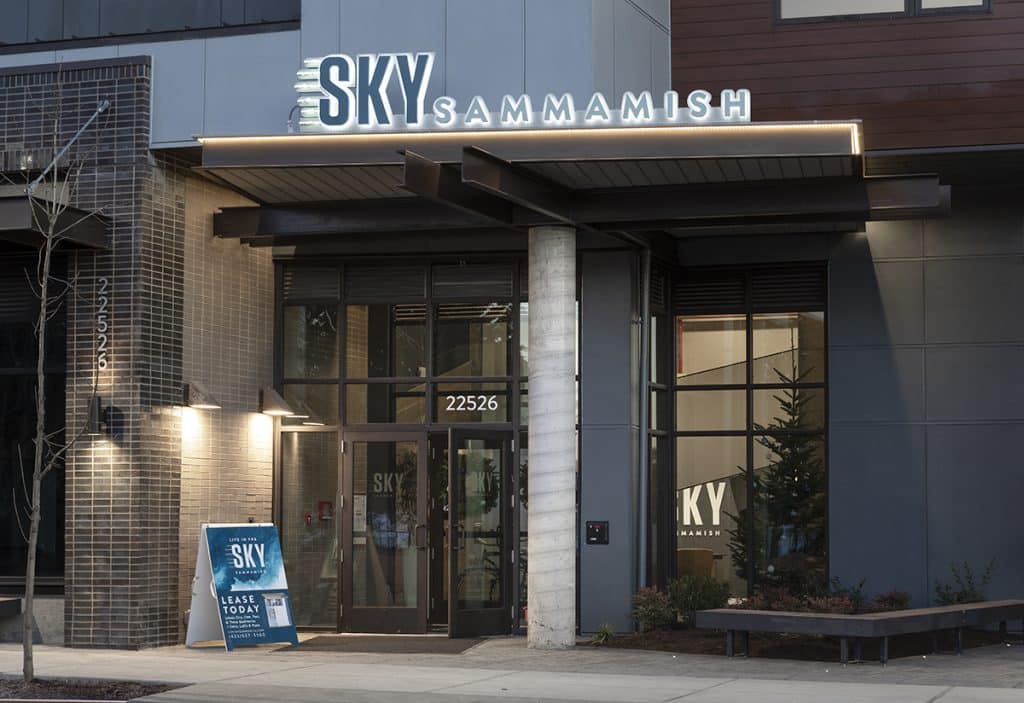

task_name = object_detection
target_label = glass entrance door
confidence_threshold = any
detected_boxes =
[448,428,512,638]
[341,432,428,632]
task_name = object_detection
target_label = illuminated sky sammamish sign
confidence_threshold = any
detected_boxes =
[295,52,751,133]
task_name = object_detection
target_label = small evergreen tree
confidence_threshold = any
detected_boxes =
[755,368,827,594]
[726,361,826,595]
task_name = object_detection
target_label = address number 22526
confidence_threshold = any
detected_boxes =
[445,394,499,412]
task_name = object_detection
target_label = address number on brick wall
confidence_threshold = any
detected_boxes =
[444,394,499,412]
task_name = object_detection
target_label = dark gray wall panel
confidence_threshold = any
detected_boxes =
[27,0,62,42]
[579,250,637,634]
[924,189,1024,257]
[927,424,1024,601]
[830,348,925,423]
[829,255,924,347]
[63,0,99,39]
[829,425,928,603]
[579,426,637,633]
[861,220,924,260]
[926,346,1024,421]
[678,233,836,267]
[580,253,634,428]
[0,2,29,45]
[924,258,1024,344]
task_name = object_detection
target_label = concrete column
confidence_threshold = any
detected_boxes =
[527,225,577,649]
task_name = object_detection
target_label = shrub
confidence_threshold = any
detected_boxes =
[668,575,730,626]
[935,559,995,605]
[632,587,675,632]
[872,590,912,612]
[593,622,615,644]
[804,595,856,614]
[739,585,807,612]
[828,577,867,612]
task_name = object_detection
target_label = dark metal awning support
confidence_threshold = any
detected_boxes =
[26,99,110,194]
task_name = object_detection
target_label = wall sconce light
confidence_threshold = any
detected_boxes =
[259,387,294,417]
[183,381,222,410]
[87,395,106,436]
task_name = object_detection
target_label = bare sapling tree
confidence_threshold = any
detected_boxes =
[5,69,109,682]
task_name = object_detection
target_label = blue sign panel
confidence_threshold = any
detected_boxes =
[205,524,299,650]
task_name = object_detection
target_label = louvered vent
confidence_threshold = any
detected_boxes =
[673,264,826,314]
[751,266,826,312]
[345,265,425,300]
[673,272,745,314]
[432,263,513,299]
[650,267,668,313]
[282,266,339,301]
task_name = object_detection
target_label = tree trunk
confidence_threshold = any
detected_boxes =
[24,214,53,682]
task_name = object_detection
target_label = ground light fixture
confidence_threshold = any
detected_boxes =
[259,387,295,417]
[182,381,222,410]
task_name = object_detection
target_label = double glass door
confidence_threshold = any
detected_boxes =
[338,429,512,636]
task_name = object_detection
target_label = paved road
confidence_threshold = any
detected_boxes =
[2,637,1024,702]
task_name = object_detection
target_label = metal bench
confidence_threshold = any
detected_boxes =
[695,599,1024,664]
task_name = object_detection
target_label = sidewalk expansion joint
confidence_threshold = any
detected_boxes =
[662,677,736,702]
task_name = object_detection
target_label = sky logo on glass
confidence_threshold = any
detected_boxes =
[316,52,434,128]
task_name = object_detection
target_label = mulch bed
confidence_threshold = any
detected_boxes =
[0,677,177,701]
[588,627,1008,662]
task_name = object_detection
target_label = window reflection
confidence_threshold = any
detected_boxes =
[676,315,746,385]
[434,303,511,377]
[345,304,426,379]
[280,432,338,627]
[675,436,747,595]
[283,305,339,379]
[752,312,824,384]
[352,441,419,607]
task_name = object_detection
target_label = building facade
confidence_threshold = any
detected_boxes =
[0,0,1018,650]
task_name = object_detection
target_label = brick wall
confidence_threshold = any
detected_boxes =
[1,57,274,647]
[0,56,189,648]
[177,169,274,639]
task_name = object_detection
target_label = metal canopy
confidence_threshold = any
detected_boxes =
[0,195,107,249]
[196,121,950,244]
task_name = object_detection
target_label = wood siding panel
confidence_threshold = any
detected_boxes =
[672,0,1024,149]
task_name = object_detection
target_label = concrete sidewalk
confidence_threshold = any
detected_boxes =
[3,637,1024,702]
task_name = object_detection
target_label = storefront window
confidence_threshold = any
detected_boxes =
[283,305,339,379]
[280,432,338,627]
[677,315,746,385]
[345,383,426,424]
[671,268,827,596]
[345,304,426,378]
[676,436,747,595]
[434,303,511,377]
[282,384,339,426]
[752,312,825,384]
